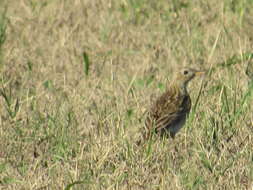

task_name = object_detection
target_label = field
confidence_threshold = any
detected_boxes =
[0,0,253,189]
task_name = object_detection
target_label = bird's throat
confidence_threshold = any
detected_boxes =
[169,81,188,96]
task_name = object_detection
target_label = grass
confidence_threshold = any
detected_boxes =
[0,0,253,189]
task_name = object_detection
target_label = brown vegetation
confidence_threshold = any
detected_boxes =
[0,0,253,189]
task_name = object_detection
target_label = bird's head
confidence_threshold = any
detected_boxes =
[173,67,205,91]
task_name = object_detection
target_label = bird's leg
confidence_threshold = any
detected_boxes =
[170,132,176,139]
[159,129,172,139]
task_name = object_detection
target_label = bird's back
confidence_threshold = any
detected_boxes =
[145,85,191,139]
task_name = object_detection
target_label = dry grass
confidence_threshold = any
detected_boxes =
[0,0,253,189]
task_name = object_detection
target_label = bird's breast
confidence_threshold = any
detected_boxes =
[166,113,187,134]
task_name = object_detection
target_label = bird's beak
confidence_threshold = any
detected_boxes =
[195,71,205,76]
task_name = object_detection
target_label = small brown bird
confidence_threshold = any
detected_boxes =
[144,67,205,140]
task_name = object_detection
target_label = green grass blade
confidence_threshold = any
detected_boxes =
[65,181,84,190]
[82,51,90,76]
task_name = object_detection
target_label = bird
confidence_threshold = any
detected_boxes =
[143,67,205,141]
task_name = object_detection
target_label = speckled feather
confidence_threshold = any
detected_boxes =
[143,67,204,140]
[145,84,191,138]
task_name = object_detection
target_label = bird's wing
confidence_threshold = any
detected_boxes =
[146,90,191,132]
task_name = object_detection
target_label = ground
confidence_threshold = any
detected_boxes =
[0,0,253,189]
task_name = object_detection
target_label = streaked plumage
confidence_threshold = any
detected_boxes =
[144,67,204,140]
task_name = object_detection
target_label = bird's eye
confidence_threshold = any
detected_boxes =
[183,70,189,75]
